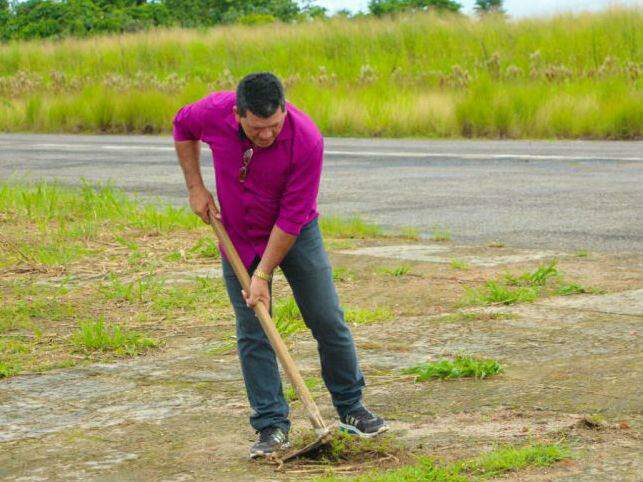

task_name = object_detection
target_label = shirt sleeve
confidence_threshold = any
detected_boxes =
[275,139,323,236]
[172,99,206,141]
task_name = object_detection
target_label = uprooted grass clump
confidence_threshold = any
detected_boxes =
[289,431,405,467]
[402,355,503,381]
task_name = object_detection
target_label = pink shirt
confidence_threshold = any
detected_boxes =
[173,91,323,270]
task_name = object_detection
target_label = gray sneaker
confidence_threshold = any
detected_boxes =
[339,406,389,438]
[250,426,290,459]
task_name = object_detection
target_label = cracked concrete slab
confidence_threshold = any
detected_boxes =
[538,289,643,316]
[339,244,563,266]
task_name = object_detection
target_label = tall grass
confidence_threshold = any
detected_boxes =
[0,180,201,232]
[0,8,640,138]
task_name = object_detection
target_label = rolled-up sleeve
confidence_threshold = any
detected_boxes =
[172,101,205,141]
[275,139,323,236]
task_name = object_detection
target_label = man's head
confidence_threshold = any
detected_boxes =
[234,72,287,148]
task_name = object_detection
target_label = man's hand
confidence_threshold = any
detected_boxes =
[242,276,270,311]
[188,185,221,224]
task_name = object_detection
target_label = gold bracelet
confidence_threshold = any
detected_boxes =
[253,268,272,282]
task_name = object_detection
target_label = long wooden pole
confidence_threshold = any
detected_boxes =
[208,209,328,435]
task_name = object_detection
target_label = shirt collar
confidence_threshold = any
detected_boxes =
[224,107,293,143]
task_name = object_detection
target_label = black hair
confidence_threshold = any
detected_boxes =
[236,72,285,118]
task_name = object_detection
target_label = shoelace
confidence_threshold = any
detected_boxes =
[346,407,375,425]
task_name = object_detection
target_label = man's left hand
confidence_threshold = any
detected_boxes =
[242,276,270,311]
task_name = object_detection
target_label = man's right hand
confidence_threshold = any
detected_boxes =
[188,185,221,224]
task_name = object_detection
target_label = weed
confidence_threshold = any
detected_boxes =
[99,274,165,303]
[320,215,384,239]
[332,267,355,282]
[190,236,220,259]
[402,355,503,381]
[274,297,306,337]
[71,318,157,356]
[464,281,539,305]
[505,260,558,287]
[284,377,323,402]
[450,258,469,270]
[431,226,451,242]
[344,307,392,325]
[378,265,411,277]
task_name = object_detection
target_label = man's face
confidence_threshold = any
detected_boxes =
[234,106,286,148]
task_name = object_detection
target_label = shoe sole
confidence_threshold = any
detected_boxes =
[338,422,390,438]
[249,442,291,459]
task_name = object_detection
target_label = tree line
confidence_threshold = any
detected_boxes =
[0,0,505,41]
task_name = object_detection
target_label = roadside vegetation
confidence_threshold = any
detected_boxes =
[0,8,640,139]
[315,442,570,482]
[0,180,403,377]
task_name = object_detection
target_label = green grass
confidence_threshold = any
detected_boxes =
[0,180,201,233]
[344,307,392,325]
[402,356,503,381]
[0,297,77,333]
[315,443,569,481]
[0,9,640,139]
[321,215,384,239]
[190,236,221,259]
[0,339,29,378]
[71,318,158,356]
[462,260,593,305]
[504,260,559,286]
[431,226,452,242]
[456,444,571,478]
[273,297,306,337]
[284,376,323,402]
[332,267,355,282]
[449,258,469,270]
[378,264,412,277]
[463,281,539,305]
[151,277,229,313]
[99,274,166,303]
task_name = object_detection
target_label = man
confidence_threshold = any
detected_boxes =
[173,72,387,458]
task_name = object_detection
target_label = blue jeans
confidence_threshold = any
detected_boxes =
[221,217,365,433]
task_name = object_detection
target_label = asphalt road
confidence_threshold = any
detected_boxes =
[1,133,642,254]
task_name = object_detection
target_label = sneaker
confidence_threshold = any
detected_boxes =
[339,406,389,438]
[249,426,290,459]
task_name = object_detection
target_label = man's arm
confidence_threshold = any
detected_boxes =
[174,140,219,224]
[243,139,324,310]
[257,224,296,274]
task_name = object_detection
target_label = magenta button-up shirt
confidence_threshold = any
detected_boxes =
[172,91,323,270]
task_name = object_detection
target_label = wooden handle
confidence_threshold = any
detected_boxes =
[208,209,327,432]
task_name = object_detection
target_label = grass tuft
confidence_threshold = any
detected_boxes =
[332,267,355,282]
[71,318,158,356]
[462,260,593,305]
[274,297,306,337]
[378,265,411,277]
[431,226,452,242]
[402,356,503,381]
[449,258,469,270]
[321,215,384,239]
[345,307,392,325]
[284,376,323,402]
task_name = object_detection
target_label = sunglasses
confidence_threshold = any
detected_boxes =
[239,147,254,183]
